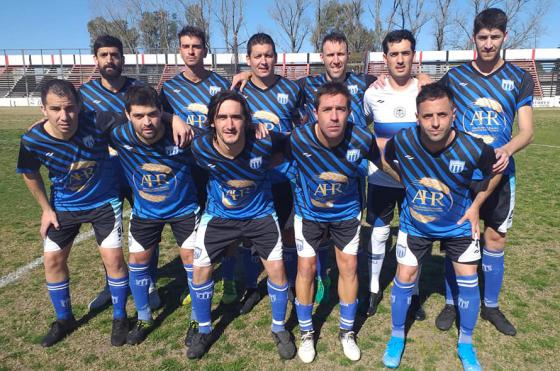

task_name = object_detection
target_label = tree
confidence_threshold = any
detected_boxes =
[433,0,453,50]
[214,0,245,71]
[176,0,212,51]
[87,17,140,53]
[269,0,310,52]
[368,0,400,51]
[395,0,430,40]
[138,9,179,53]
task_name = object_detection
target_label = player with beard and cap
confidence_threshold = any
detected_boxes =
[80,35,163,312]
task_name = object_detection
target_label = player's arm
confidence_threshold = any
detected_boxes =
[378,137,401,183]
[230,71,252,91]
[22,172,59,239]
[160,112,194,148]
[457,144,502,239]
[493,73,535,173]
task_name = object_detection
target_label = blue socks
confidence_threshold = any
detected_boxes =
[456,274,480,344]
[482,248,504,308]
[221,255,236,282]
[390,277,415,338]
[340,299,358,330]
[242,248,260,289]
[184,264,197,321]
[190,279,214,334]
[129,263,151,321]
[107,275,128,319]
[47,279,73,320]
[283,245,298,287]
[295,299,314,332]
[444,255,458,305]
[267,279,288,333]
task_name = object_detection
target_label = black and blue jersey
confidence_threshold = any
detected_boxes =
[440,62,533,178]
[298,72,376,128]
[17,112,118,211]
[290,122,379,222]
[191,131,285,219]
[109,122,200,220]
[385,127,496,238]
[80,77,141,113]
[161,71,230,129]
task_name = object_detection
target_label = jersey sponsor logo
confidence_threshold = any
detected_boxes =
[67,160,97,192]
[249,156,262,169]
[345,149,361,162]
[134,163,177,202]
[501,79,514,91]
[276,93,289,105]
[221,179,257,208]
[449,160,466,174]
[185,103,209,128]
[253,110,280,130]
[82,135,95,149]
[209,86,222,96]
[310,172,348,208]
[461,98,506,144]
[347,84,358,95]
[165,145,183,156]
[393,106,406,118]
[410,177,453,224]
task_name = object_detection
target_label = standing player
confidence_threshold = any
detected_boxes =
[79,35,162,311]
[187,91,295,360]
[381,83,502,370]
[363,30,425,319]
[17,80,129,347]
[238,32,304,312]
[291,82,380,363]
[435,8,534,336]
[160,26,237,309]
[107,85,198,345]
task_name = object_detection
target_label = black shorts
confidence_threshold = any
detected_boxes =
[294,214,361,257]
[44,200,123,251]
[471,173,515,233]
[192,165,209,211]
[194,213,282,266]
[128,212,199,253]
[395,231,480,266]
[366,184,405,227]
[272,181,295,230]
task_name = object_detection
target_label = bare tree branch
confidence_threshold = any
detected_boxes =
[269,0,310,52]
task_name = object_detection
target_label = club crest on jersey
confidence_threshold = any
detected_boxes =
[165,145,183,156]
[393,106,406,118]
[501,79,514,91]
[82,135,95,148]
[347,84,358,95]
[209,86,222,96]
[250,156,262,169]
[276,93,289,105]
[346,149,361,162]
[449,160,465,173]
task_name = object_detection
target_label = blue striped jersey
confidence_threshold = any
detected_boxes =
[385,127,496,238]
[363,78,418,188]
[161,71,230,129]
[440,62,533,178]
[298,72,376,128]
[290,122,379,222]
[16,112,118,211]
[242,76,304,183]
[80,77,141,113]
[191,131,285,219]
[109,122,200,220]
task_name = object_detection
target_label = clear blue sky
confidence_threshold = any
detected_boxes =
[0,0,558,52]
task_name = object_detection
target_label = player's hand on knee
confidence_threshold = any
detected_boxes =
[492,147,510,174]
[458,206,480,240]
[40,209,59,239]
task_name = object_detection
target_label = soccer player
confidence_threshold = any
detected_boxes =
[381,83,502,370]
[17,79,129,347]
[160,25,237,304]
[79,35,162,312]
[435,8,534,336]
[291,82,380,363]
[238,32,304,312]
[187,91,295,360]
[107,85,199,345]
[363,30,425,319]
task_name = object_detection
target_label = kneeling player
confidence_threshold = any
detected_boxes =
[107,85,198,345]
[17,80,128,347]
[381,84,501,371]
[187,91,295,360]
[291,82,380,363]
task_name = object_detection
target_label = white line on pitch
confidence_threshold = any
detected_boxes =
[0,210,131,289]
[532,143,560,149]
